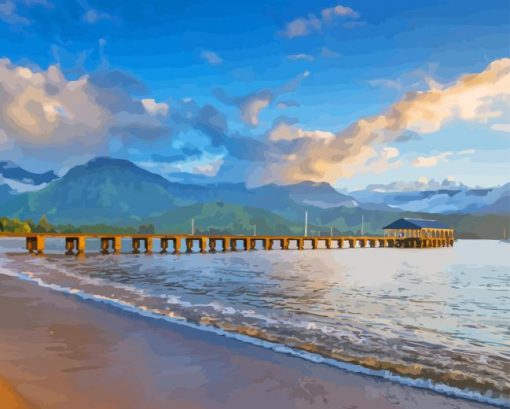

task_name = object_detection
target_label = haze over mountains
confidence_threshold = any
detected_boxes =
[0,157,508,238]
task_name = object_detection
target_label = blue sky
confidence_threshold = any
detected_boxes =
[0,0,508,190]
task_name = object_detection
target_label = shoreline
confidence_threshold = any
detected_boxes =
[0,272,504,409]
[0,377,33,409]
[4,265,508,407]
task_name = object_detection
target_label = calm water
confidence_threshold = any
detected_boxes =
[0,239,509,404]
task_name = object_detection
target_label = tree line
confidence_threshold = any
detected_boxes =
[0,215,156,234]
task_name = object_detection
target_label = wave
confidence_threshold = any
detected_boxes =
[0,266,508,408]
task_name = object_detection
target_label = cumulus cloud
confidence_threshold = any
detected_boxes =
[142,98,169,116]
[268,120,334,142]
[200,50,223,65]
[214,71,309,126]
[248,58,510,184]
[282,4,359,38]
[168,98,268,162]
[0,58,169,167]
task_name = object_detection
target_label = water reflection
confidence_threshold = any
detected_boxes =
[1,239,509,398]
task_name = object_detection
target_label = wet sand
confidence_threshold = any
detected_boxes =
[0,274,499,409]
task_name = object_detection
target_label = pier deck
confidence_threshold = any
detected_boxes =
[0,233,454,255]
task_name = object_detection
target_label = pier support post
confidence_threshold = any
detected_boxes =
[145,238,153,254]
[65,238,75,255]
[101,238,110,254]
[230,239,237,251]
[113,237,122,254]
[132,238,141,254]
[186,238,193,253]
[33,236,45,255]
[199,237,207,253]
[26,237,34,254]
[282,238,289,250]
[348,239,354,248]
[248,238,256,250]
[173,237,180,254]
[223,238,230,252]
[311,238,317,250]
[263,238,270,250]
[325,239,331,249]
[160,238,168,254]
[337,238,343,249]
[209,239,216,253]
[77,237,86,254]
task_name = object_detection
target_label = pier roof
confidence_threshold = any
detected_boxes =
[383,218,450,230]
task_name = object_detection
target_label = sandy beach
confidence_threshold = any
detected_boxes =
[0,273,500,409]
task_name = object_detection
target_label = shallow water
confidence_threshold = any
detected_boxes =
[0,239,509,404]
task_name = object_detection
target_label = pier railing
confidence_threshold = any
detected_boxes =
[0,233,454,255]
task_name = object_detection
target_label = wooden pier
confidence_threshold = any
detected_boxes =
[0,232,454,255]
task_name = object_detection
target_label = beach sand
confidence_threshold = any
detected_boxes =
[0,273,497,409]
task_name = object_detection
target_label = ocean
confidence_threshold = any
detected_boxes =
[0,239,508,407]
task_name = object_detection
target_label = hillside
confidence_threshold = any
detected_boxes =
[0,158,207,225]
[146,202,313,235]
[0,157,508,239]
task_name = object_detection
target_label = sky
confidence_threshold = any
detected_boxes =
[0,0,509,190]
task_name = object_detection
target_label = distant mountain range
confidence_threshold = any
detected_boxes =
[0,157,508,238]
[351,181,510,214]
[0,161,58,204]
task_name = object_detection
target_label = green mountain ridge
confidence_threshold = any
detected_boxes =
[0,158,508,239]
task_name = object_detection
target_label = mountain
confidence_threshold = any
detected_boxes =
[0,157,207,224]
[147,202,312,235]
[0,157,358,225]
[270,181,356,209]
[0,161,58,189]
[0,157,508,239]
[0,161,59,205]
[350,181,510,214]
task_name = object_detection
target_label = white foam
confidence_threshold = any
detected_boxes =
[0,267,508,408]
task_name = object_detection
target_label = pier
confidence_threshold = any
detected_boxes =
[1,232,454,255]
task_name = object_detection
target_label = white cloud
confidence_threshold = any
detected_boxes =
[287,53,314,61]
[251,58,510,184]
[321,5,358,19]
[412,149,476,168]
[268,121,335,142]
[200,50,223,65]
[412,152,452,168]
[491,123,510,133]
[214,71,310,127]
[365,177,467,193]
[142,98,169,116]
[0,58,169,167]
[282,4,360,38]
